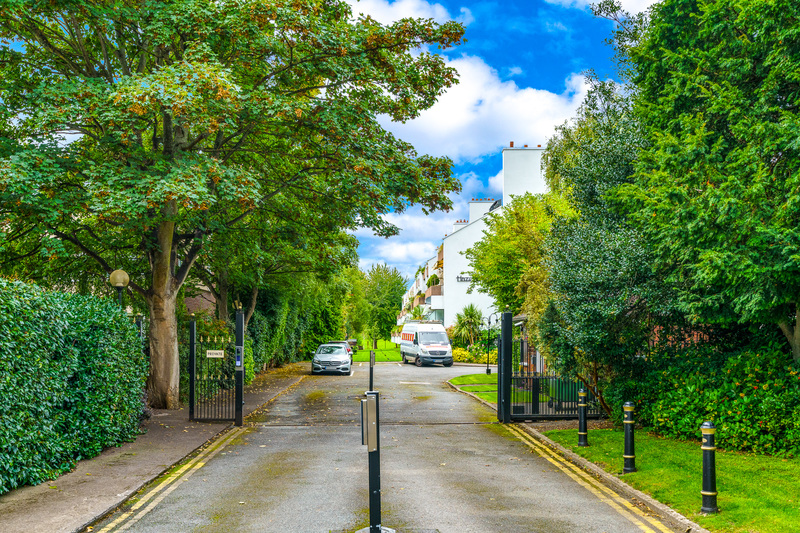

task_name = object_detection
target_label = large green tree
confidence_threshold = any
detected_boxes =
[364,264,406,347]
[0,0,463,407]
[614,0,800,361]
[539,81,679,415]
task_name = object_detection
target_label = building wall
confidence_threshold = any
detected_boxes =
[442,216,497,327]
[502,147,546,206]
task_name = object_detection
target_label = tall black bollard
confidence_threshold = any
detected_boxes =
[700,421,719,514]
[367,391,382,533]
[578,389,589,447]
[623,402,637,473]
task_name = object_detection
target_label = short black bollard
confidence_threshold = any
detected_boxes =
[578,389,589,447]
[700,421,719,513]
[622,402,637,473]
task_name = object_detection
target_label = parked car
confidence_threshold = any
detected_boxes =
[311,344,352,375]
[328,340,354,363]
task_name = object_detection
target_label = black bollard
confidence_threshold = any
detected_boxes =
[700,421,719,514]
[622,402,637,473]
[578,389,589,447]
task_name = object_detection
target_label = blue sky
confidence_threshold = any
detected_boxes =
[347,0,658,281]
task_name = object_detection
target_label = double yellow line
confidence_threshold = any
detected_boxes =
[96,426,248,532]
[505,424,674,533]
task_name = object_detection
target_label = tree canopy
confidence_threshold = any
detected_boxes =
[0,0,464,407]
[464,192,574,324]
[614,0,800,361]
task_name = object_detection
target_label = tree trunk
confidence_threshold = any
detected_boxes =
[146,211,180,409]
[778,307,800,363]
[147,292,180,409]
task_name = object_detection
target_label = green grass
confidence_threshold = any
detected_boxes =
[543,429,800,533]
[352,337,402,362]
[449,373,496,386]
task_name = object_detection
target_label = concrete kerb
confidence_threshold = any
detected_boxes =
[445,380,711,533]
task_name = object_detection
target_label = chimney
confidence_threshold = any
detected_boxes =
[510,141,514,148]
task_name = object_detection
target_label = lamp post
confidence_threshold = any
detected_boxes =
[109,269,129,308]
[486,311,501,375]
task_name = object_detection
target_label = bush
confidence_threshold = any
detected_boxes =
[633,342,800,456]
[452,346,497,365]
[0,278,147,494]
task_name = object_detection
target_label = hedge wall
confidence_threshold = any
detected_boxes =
[0,279,148,494]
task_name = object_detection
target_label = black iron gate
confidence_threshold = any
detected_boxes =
[497,311,602,422]
[189,308,244,425]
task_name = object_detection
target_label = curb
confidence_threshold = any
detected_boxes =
[446,380,711,533]
[77,373,306,533]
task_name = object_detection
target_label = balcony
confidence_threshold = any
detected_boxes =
[425,284,442,298]
[414,295,426,307]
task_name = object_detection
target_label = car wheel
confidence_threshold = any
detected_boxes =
[443,361,453,367]
[402,354,409,364]
[415,356,422,367]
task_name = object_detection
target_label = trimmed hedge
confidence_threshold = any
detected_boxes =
[0,278,147,494]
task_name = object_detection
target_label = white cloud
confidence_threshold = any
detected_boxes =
[543,0,660,13]
[347,0,453,24]
[508,66,523,77]
[381,55,588,163]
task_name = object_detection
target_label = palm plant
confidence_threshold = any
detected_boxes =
[452,303,483,346]
[410,305,425,320]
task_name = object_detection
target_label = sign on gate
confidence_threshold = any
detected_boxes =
[206,349,224,358]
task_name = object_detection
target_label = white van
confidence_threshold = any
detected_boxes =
[400,321,453,367]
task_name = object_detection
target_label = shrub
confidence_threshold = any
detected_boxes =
[452,346,497,365]
[0,278,147,494]
[633,342,800,456]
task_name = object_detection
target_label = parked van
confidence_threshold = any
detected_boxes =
[400,321,453,367]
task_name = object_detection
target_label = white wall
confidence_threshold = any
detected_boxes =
[502,147,546,206]
[442,214,498,327]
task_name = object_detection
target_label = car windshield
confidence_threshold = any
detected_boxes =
[419,332,449,345]
[317,346,345,355]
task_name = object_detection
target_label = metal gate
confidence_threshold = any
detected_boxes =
[497,311,602,422]
[188,309,244,425]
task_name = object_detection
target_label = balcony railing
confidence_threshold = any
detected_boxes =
[425,284,442,298]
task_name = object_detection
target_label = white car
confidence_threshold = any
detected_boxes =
[311,344,352,375]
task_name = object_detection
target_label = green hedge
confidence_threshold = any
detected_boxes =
[0,278,147,494]
[620,341,800,457]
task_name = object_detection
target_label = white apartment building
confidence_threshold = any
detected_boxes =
[399,143,547,327]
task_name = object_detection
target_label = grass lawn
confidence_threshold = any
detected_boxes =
[352,337,402,362]
[544,429,800,533]
[449,373,549,404]
[450,373,498,403]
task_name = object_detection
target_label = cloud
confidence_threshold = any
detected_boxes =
[542,0,660,13]
[347,0,462,24]
[381,55,588,163]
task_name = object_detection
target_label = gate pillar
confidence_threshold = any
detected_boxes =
[498,311,513,423]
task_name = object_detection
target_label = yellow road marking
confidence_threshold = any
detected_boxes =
[97,426,247,532]
[505,424,674,533]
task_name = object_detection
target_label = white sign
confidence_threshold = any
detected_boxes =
[206,350,225,358]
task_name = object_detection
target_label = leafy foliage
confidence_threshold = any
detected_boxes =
[537,81,679,415]
[465,192,574,322]
[0,278,147,494]
[615,0,800,361]
[630,337,800,456]
[365,264,406,343]
[0,0,464,407]
[452,303,483,346]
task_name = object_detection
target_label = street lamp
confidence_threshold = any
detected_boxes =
[485,311,502,375]
[109,269,129,308]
